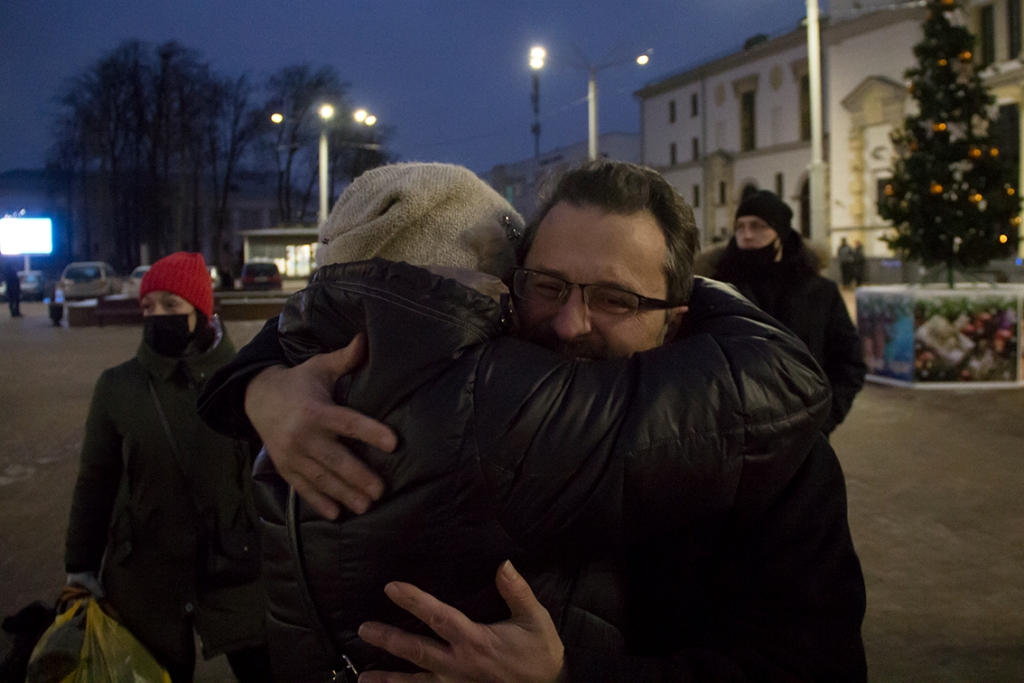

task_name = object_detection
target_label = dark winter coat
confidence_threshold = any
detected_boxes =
[199,259,865,682]
[696,239,867,434]
[64,325,267,674]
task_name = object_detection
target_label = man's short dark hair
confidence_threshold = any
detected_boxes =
[517,160,700,305]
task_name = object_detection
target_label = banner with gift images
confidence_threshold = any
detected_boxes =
[857,286,1024,386]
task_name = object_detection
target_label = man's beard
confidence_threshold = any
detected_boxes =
[520,325,614,360]
[518,315,674,361]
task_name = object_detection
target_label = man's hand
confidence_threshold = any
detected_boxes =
[245,333,398,519]
[357,561,564,683]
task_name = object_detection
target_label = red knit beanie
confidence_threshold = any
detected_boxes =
[139,252,214,318]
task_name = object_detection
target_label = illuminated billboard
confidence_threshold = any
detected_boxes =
[0,217,53,255]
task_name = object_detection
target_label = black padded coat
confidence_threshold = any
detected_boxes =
[199,259,861,681]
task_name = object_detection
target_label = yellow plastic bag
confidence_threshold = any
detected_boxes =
[26,598,87,683]
[73,599,171,683]
[27,598,171,683]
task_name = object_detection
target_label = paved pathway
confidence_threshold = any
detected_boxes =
[1,301,1022,681]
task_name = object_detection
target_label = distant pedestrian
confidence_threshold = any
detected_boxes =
[853,241,867,286]
[838,237,855,287]
[3,260,21,318]
[696,189,867,434]
[63,252,271,683]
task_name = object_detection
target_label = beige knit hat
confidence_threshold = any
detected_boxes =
[316,162,523,278]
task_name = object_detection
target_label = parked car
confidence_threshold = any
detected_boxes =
[17,270,45,300]
[58,261,119,300]
[239,261,282,291]
[0,270,45,301]
[121,265,151,298]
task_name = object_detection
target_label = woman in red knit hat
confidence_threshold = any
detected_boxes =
[64,252,271,683]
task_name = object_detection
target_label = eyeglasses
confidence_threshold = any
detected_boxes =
[511,267,676,316]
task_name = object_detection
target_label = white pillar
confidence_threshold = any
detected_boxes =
[807,0,829,243]
[588,70,598,161]
[318,129,329,225]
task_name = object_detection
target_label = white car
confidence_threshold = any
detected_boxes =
[58,261,119,300]
[121,265,152,298]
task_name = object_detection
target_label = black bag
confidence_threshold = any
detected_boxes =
[0,601,56,683]
[199,527,262,589]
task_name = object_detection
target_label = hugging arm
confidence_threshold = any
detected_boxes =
[198,319,397,519]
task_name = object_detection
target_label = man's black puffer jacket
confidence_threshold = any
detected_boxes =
[230,259,832,680]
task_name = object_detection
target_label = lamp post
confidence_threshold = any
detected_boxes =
[528,46,649,161]
[806,0,828,242]
[529,47,545,158]
[318,104,335,225]
[585,52,649,161]
[271,106,380,224]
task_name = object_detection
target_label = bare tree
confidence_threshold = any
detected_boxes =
[49,43,392,270]
[261,64,348,224]
[206,74,261,271]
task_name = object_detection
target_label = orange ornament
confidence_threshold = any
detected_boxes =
[930,183,944,194]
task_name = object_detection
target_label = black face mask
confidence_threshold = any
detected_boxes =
[732,240,780,271]
[143,314,193,357]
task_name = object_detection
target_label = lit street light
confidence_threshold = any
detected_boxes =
[353,109,377,126]
[318,104,335,224]
[270,106,381,224]
[531,46,650,161]
[529,46,545,158]
[584,51,650,161]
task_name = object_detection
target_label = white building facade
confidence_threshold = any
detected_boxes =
[636,0,1024,262]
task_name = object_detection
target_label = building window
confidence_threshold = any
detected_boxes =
[740,90,757,152]
[980,4,996,67]
[669,100,676,123]
[691,92,699,117]
[876,177,891,216]
[1010,0,1022,59]
[693,184,700,208]
[719,181,728,205]
[670,142,677,166]
[692,137,700,161]
[799,74,811,141]
[993,103,1021,193]
[776,173,785,198]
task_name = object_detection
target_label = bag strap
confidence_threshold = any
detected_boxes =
[286,487,360,683]
[148,379,206,516]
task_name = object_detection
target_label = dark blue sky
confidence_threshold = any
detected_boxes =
[1,0,812,176]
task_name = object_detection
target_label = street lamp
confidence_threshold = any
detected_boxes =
[353,109,377,127]
[270,106,380,224]
[527,46,649,161]
[318,104,335,225]
[806,0,828,242]
[583,51,650,161]
[529,46,545,158]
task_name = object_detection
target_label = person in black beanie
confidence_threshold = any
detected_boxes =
[697,189,867,434]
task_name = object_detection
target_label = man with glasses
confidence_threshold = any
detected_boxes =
[201,161,865,681]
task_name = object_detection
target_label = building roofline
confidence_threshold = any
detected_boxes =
[634,1,926,100]
[634,23,809,99]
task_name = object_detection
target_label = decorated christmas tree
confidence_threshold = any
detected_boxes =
[879,0,1020,287]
